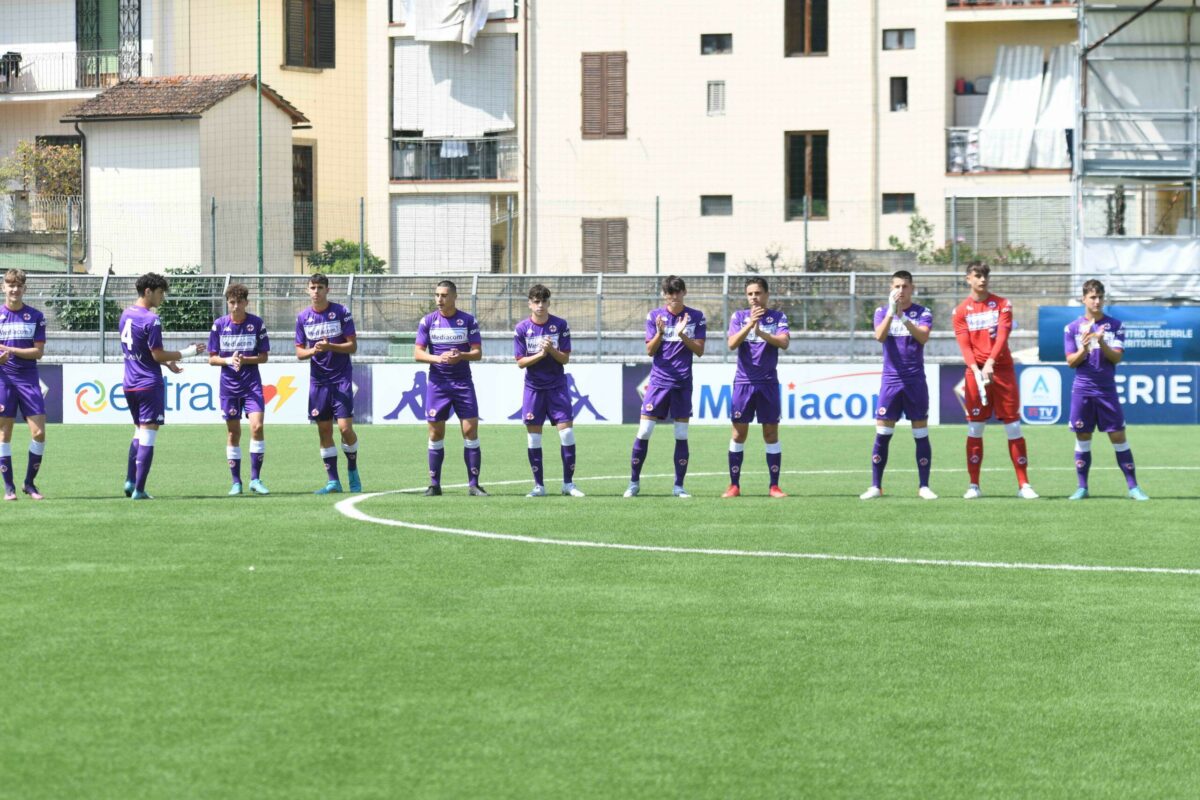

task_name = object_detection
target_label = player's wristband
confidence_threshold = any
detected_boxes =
[179,345,198,359]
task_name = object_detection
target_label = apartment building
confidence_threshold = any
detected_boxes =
[527,0,1076,274]
[364,0,521,275]
[0,0,368,273]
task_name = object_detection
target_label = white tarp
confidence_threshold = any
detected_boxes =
[978,45,1044,170]
[392,35,516,137]
[1031,44,1075,169]
[393,0,513,45]
[1079,238,1200,299]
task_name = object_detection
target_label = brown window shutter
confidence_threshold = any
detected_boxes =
[286,0,307,66]
[604,218,627,273]
[603,53,627,137]
[315,0,336,68]
[581,54,604,139]
[581,219,604,272]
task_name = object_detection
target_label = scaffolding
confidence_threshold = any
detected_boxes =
[1076,0,1200,297]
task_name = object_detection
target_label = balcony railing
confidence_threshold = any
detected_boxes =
[391,136,518,181]
[947,1,1074,7]
[0,49,152,95]
[0,195,84,234]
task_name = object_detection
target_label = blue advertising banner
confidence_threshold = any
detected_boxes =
[1039,305,1200,362]
[939,364,1200,425]
[10,364,63,424]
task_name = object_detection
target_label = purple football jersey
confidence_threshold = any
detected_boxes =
[209,313,270,396]
[646,305,706,387]
[1065,314,1124,394]
[514,314,572,390]
[874,303,932,383]
[417,309,482,382]
[119,305,166,390]
[728,308,789,384]
[295,302,355,385]
[0,303,46,381]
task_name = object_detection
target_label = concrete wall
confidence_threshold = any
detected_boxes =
[198,84,295,273]
[84,118,201,273]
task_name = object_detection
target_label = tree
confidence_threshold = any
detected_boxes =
[0,140,81,196]
[305,238,387,274]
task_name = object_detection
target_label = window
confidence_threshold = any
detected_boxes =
[35,135,82,148]
[890,77,908,112]
[707,81,726,116]
[701,195,733,216]
[294,144,315,251]
[708,252,727,273]
[285,0,336,69]
[882,194,915,214]
[883,29,915,50]
[581,218,628,273]
[785,0,828,56]
[786,132,828,220]
[581,52,627,139]
[700,34,733,55]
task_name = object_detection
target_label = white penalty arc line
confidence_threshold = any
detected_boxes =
[334,470,1200,577]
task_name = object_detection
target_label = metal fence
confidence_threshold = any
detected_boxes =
[17,269,1197,363]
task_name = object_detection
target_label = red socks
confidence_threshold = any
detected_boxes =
[966,437,983,484]
[1008,437,1029,485]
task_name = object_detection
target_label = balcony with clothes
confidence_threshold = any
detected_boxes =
[946,41,1076,175]
[391,135,517,182]
[945,0,1076,22]
[0,49,152,97]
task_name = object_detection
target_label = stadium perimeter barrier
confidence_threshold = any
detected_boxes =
[21,271,1199,429]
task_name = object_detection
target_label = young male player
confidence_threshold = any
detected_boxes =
[414,280,486,497]
[0,269,48,500]
[295,273,360,495]
[951,261,1038,499]
[860,270,937,501]
[1064,279,1148,501]
[626,275,706,498]
[723,276,788,498]
[514,283,584,498]
[119,272,206,499]
[209,283,270,496]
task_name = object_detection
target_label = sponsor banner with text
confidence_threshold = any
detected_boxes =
[938,364,1200,425]
[1039,305,1200,362]
[624,363,941,425]
[371,363,622,424]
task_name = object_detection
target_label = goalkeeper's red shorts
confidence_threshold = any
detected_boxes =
[963,365,1019,424]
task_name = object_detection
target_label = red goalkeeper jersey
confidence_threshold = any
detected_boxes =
[952,293,1014,369]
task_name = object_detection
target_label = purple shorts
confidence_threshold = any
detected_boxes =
[641,381,692,419]
[731,383,781,424]
[0,375,45,418]
[1070,391,1125,433]
[876,380,930,422]
[221,389,266,421]
[126,385,166,426]
[426,378,479,422]
[309,380,354,422]
[522,384,572,426]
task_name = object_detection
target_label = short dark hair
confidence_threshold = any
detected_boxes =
[966,261,990,278]
[308,273,329,288]
[1081,279,1106,297]
[891,270,913,284]
[3,268,26,287]
[225,283,249,302]
[527,283,551,302]
[136,272,169,296]
[437,279,458,294]
[661,275,687,295]
[745,277,768,292]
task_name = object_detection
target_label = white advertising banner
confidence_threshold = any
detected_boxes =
[679,363,941,426]
[63,363,314,424]
[372,363,622,425]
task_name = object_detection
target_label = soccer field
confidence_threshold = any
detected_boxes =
[3,422,1199,798]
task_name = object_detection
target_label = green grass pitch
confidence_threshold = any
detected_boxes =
[2,422,1199,798]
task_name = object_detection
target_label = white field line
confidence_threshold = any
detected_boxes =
[334,469,1200,577]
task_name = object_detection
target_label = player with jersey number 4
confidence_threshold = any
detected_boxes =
[952,262,1037,500]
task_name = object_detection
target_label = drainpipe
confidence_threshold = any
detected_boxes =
[73,121,88,270]
[870,0,880,249]
[521,0,531,273]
